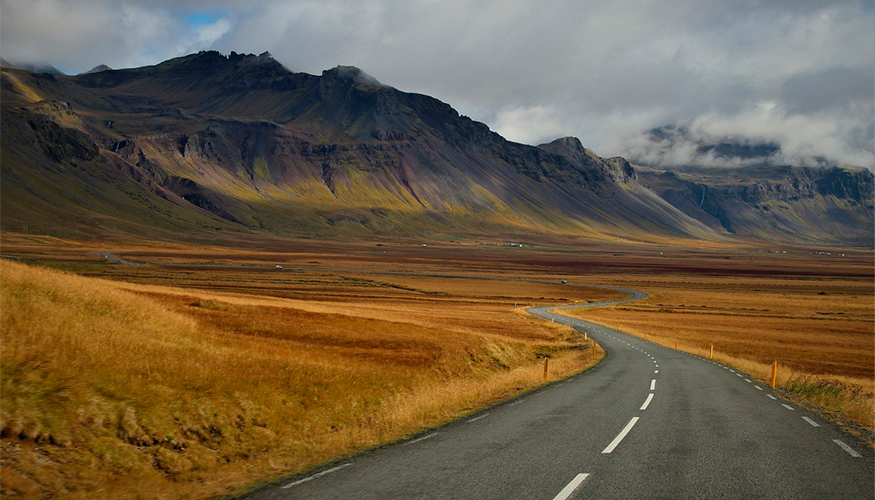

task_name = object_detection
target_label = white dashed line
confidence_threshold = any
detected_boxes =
[403,433,438,446]
[781,404,795,411]
[833,439,862,457]
[282,463,352,489]
[767,394,777,400]
[655,370,659,373]
[755,386,763,391]
[650,379,656,391]
[744,378,752,383]
[802,417,820,427]
[640,393,654,410]
[467,413,489,423]
[508,400,522,406]
[602,417,639,454]
[552,473,591,500]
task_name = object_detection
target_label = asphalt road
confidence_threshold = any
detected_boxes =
[236,284,873,500]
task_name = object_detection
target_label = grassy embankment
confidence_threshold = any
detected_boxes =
[0,260,604,499]
[560,275,874,430]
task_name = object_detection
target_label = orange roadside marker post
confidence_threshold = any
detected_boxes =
[710,345,714,359]
[771,361,777,388]
[544,358,549,379]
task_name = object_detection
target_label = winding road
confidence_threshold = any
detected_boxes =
[94,254,873,498]
[239,285,872,499]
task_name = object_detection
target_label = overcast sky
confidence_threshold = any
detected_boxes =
[2,0,873,168]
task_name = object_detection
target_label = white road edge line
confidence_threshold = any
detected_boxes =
[767,394,777,400]
[650,379,656,391]
[552,473,591,500]
[508,400,523,407]
[282,463,352,489]
[802,416,820,427]
[782,404,795,411]
[833,439,862,457]
[755,386,763,391]
[602,417,640,454]
[467,413,489,423]
[403,432,438,446]
[640,393,654,410]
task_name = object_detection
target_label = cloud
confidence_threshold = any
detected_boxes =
[0,0,233,72]
[492,105,568,146]
[1,0,872,168]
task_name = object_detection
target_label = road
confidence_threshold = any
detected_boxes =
[235,284,873,499]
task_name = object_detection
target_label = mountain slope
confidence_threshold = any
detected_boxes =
[1,51,870,245]
[637,165,874,245]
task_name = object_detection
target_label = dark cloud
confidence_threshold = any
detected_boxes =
[782,67,874,114]
[1,0,872,168]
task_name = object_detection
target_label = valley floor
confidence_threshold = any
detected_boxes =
[0,234,872,498]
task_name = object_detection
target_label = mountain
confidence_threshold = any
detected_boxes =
[639,125,785,166]
[79,64,113,75]
[0,59,64,75]
[1,51,871,245]
[636,165,874,245]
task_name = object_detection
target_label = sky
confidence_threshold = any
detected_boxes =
[2,0,873,169]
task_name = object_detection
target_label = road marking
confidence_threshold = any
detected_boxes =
[403,432,438,446]
[767,394,777,400]
[782,404,795,411]
[755,386,763,391]
[282,463,352,489]
[736,373,743,377]
[650,380,656,391]
[640,393,654,410]
[467,413,489,423]
[730,370,735,373]
[655,364,658,367]
[602,417,639,454]
[654,370,659,373]
[508,400,522,406]
[744,378,752,383]
[802,417,820,427]
[833,439,862,457]
[552,473,591,500]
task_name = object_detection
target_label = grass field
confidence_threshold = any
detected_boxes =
[0,254,606,499]
[1,233,872,498]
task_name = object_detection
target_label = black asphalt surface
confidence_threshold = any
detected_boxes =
[237,284,874,500]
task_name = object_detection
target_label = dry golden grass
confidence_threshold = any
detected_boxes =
[0,260,601,499]
[560,274,874,429]
[2,235,872,495]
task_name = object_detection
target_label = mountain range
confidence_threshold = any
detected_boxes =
[1,51,872,246]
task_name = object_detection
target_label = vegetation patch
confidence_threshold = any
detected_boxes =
[0,260,601,499]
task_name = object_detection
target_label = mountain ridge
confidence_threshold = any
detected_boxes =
[1,51,871,246]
